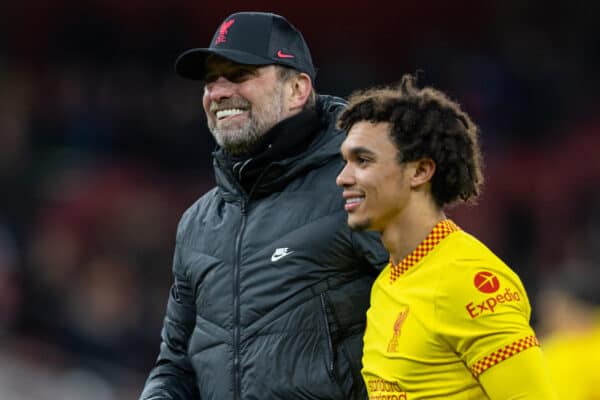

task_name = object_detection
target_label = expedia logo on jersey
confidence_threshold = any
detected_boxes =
[466,271,521,318]
[367,379,408,400]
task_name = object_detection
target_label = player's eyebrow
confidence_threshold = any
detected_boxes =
[347,146,377,159]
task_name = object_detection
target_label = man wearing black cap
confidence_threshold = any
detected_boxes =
[139,11,387,400]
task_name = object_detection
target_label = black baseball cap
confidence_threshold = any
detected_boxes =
[175,12,316,82]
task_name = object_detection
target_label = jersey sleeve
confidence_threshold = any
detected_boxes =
[433,260,539,378]
[478,345,559,399]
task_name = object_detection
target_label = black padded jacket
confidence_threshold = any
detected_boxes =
[140,95,388,400]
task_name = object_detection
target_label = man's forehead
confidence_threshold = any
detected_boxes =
[346,121,392,140]
[342,121,395,152]
[341,130,372,154]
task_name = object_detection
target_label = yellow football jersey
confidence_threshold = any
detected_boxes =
[362,220,540,399]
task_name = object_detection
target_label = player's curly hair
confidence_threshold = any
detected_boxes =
[337,74,483,208]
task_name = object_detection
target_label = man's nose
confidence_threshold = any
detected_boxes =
[205,77,235,102]
[336,164,355,187]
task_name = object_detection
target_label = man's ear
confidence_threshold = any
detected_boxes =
[410,158,436,188]
[287,72,312,111]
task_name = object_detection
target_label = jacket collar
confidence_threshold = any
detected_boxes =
[213,94,347,200]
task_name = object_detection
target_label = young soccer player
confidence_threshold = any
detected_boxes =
[336,75,558,399]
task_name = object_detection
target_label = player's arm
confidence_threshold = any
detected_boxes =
[479,346,558,400]
[139,240,199,400]
[434,259,558,400]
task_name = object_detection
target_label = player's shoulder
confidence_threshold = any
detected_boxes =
[436,230,526,298]
[176,187,219,239]
[442,229,497,259]
[442,230,512,269]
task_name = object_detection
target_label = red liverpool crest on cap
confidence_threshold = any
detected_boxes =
[215,19,235,45]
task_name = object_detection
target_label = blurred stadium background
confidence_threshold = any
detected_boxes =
[1,1,599,399]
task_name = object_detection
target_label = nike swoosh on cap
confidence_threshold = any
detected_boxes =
[276,50,295,58]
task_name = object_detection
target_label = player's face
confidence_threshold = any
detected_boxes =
[336,121,411,232]
[202,57,291,155]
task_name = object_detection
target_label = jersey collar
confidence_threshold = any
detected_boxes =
[390,219,461,283]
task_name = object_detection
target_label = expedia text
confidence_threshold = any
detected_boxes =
[466,287,521,318]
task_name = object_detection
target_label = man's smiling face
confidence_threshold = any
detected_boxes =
[202,56,290,155]
[337,121,411,232]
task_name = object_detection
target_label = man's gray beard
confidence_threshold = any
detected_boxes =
[210,122,266,156]
[209,85,286,156]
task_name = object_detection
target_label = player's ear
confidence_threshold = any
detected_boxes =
[287,72,312,112]
[410,158,436,188]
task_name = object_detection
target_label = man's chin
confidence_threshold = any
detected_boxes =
[215,131,261,155]
[347,217,372,232]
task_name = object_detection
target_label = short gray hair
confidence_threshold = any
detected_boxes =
[275,65,316,110]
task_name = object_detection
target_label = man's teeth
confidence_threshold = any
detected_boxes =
[216,109,245,120]
[346,197,364,205]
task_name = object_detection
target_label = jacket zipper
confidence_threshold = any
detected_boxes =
[231,164,269,399]
[320,293,336,381]
[233,200,247,400]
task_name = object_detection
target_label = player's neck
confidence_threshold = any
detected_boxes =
[381,201,445,266]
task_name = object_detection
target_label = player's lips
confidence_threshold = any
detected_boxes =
[343,191,365,212]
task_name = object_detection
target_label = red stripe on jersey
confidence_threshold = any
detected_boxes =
[470,335,540,377]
